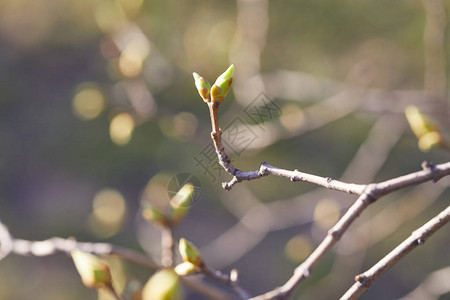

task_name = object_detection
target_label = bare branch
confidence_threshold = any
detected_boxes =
[340,205,450,300]
[247,162,450,300]
[421,0,447,100]
[223,161,367,193]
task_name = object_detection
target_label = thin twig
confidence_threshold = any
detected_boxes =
[340,205,450,300]
[202,265,251,300]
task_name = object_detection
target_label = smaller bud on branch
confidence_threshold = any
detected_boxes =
[71,250,112,289]
[174,261,199,276]
[193,72,211,103]
[170,183,194,225]
[405,105,443,152]
[179,238,203,268]
[142,268,182,300]
[142,205,168,226]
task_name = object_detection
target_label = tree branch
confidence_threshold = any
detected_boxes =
[340,205,450,300]
[0,217,159,270]
[246,162,450,300]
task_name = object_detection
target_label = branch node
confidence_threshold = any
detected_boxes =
[416,238,425,245]
[258,163,270,176]
[328,228,341,239]
[326,177,333,183]
[355,274,367,283]
[363,184,379,203]
[421,161,439,182]
[421,160,435,171]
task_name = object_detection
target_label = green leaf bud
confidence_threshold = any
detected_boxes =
[142,269,182,300]
[170,183,195,224]
[179,238,203,267]
[71,250,112,289]
[405,105,438,138]
[418,131,442,152]
[193,72,211,102]
[142,205,167,226]
[174,261,198,276]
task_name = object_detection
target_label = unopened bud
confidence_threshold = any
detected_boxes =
[142,269,182,300]
[179,238,203,267]
[193,72,211,103]
[211,64,234,103]
[170,183,195,224]
[71,250,112,289]
[142,205,167,226]
[174,262,198,276]
[418,131,442,152]
[405,105,437,138]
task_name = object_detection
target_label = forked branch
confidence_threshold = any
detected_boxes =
[340,205,450,300]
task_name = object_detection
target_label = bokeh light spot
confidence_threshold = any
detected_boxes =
[109,112,135,145]
[284,234,312,262]
[280,104,304,132]
[89,189,127,238]
[173,112,198,139]
[119,37,150,78]
[313,198,341,229]
[72,85,105,120]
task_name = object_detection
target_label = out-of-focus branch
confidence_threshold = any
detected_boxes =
[340,205,450,300]
[398,266,450,300]
[247,162,450,300]
[0,217,159,269]
[202,266,251,300]
[421,0,447,101]
[1,219,234,300]
[263,70,441,113]
[5,235,160,269]
[183,277,235,300]
[160,225,175,267]
[0,218,13,261]
[226,88,364,152]
[230,0,269,106]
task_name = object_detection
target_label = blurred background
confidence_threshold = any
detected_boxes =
[0,0,449,299]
